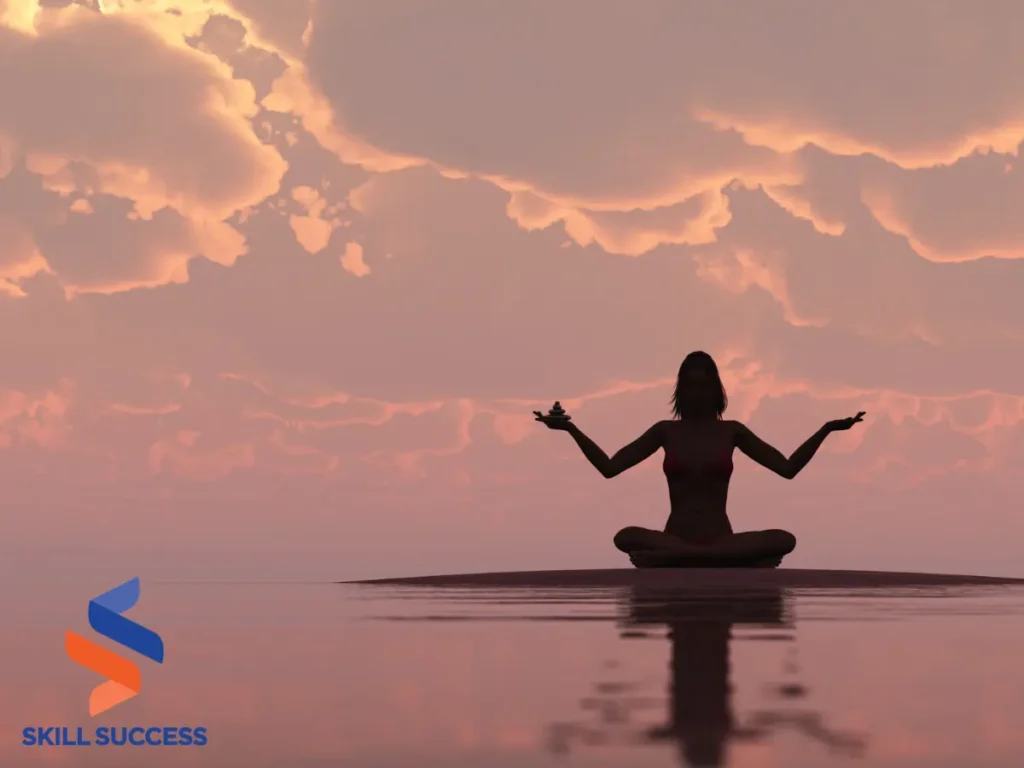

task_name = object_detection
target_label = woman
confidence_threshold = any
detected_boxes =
[533,351,865,568]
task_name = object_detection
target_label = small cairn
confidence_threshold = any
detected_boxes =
[547,401,570,421]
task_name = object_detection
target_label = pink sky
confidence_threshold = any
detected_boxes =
[1,0,1024,582]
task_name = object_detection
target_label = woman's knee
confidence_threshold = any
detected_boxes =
[763,529,797,554]
[613,526,652,553]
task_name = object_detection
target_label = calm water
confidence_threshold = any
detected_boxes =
[5,581,1024,766]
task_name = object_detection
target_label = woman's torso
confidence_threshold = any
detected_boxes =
[660,419,738,540]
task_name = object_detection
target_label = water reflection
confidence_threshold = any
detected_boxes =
[548,586,867,766]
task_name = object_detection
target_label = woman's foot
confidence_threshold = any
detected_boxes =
[629,550,675,568]
[629,550,784,569]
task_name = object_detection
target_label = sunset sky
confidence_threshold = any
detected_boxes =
[2,0,1024,583]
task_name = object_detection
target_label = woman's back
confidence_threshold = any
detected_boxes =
[660,420,737,541]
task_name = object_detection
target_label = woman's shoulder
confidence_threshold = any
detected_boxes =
[722,420,749,442]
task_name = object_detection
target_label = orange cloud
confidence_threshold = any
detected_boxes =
[288,185,345,254]
[148,428,255,481]
[0,6,286,220]
[859,154,1024,264]
[0,380,73,448]
[695,108,1024,172]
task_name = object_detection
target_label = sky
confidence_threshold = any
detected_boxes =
[2,0,1024,583]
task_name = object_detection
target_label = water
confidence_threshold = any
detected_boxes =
[6,581,1024,766]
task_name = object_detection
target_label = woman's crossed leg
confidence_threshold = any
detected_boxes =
[613,526,797,568]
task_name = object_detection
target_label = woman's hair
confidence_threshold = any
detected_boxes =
[670,350,728,419]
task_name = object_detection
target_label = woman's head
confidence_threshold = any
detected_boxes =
[671,351,727,420]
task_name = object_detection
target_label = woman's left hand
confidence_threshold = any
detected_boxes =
[826,411,866,432]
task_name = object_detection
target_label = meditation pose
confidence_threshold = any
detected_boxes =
[533,351,865,568]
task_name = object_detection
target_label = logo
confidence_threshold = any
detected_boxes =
[21,576,209,748]
[65,577,164,716]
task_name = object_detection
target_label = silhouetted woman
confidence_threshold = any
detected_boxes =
[533,351,865,567]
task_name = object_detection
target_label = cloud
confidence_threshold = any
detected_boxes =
[224,0,312,60]
[861,150,1024,263]
[0,5,285,219]
[0,1,299,302]
[301,0,1024,261]
[688,0,1024,168]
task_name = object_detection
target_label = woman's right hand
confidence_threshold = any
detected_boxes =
[533,409,574,430]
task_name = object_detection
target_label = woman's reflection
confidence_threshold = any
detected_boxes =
[547,586,866,766]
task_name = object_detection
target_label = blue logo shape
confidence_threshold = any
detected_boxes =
[87,578,164,663]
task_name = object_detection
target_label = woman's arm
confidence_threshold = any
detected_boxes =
[566,422,664,479]
[734,423,832,480]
